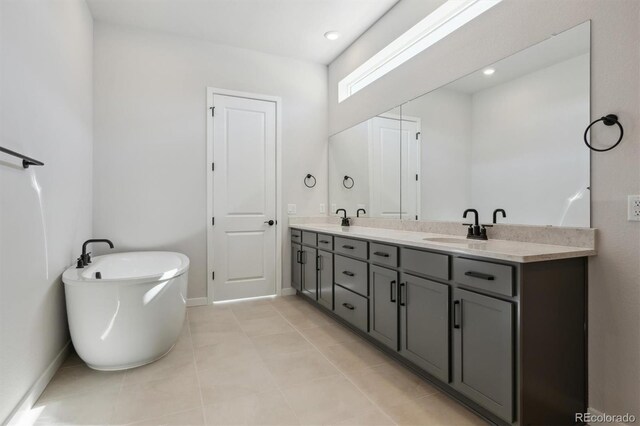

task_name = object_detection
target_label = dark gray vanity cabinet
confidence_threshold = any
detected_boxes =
[399,273,450,383]
[301,245,317,300]
[317,249,333,309]
[291,242,302,291]
[290,227,588,426]
[453,287,514,422]
[369,265,398,350]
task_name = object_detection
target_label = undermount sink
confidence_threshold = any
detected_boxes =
[423,237,482,245]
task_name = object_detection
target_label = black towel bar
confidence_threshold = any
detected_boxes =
[0,146,44,168]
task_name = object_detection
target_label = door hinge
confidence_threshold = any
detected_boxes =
[212,217,215,226]
[415,174,419,181]
[416,131,420,140]
[212,271,215,280]
[212,162,215,171]
[209,106,215,117]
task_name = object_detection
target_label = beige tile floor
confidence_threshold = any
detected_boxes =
[28,295,487,425]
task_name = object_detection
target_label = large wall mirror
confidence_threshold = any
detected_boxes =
[329,21,591,227]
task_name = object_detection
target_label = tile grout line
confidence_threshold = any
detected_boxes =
[186,308,209,425]
[270,296,399,426]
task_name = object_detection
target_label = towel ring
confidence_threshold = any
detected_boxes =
[584,114,624,152]
[343,175,354,189]
[304,174,316,188]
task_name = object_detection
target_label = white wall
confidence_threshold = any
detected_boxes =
[470,54,590,226]
[93,23,328,299]
[402,89,472,221]
[328,0,640,416]
[0,0,93,422]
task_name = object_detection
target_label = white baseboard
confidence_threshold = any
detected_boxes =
[281,287,296,296]
[586,407,635,426]
[187,297,208,307]
[5,341,71,426]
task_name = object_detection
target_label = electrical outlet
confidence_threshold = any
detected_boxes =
[331,203,337,214]
[319,203,325,214]
[287,204,297,215]
[628,195,640,221]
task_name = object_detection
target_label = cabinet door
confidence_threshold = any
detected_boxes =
[369,265,398,350]
[317,250,333,310]
[291,242,302,291]
[453,288,514,422]
[399,274,449,382]
[301,246,317,300]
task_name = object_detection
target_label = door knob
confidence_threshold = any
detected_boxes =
[264,220,275,226]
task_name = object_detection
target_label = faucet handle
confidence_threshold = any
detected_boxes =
[76,257,84,269]
[462,223,474,226]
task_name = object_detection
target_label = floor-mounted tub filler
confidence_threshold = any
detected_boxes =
[62,251,189,371]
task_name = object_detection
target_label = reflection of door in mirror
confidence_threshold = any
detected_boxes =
[368,115,420,219]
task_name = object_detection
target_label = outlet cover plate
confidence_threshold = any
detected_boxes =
[628,195,640,221]
[287,204,297,215]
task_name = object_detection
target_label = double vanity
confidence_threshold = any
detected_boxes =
[290,222,595,425]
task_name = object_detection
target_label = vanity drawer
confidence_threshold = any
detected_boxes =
[401,248,450,281]
[334,285,368,333]
[302,231,317,246]
[369,242,398,268]
[453,258,514,297]
[334,255,368,296]
[317,234,333,250]
[291,229,301,242]
[334,237,368,260]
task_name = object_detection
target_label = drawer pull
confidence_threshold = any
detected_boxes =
[292,235,300,239]
[319,240,330,244]
[342,245,355,250]
[342,302,355,310]
[342,271,355,277]
[453,300,461,329]
[373,251,390,258]
[464,271,495,281]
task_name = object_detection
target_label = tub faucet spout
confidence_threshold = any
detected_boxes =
[80,239,115,267]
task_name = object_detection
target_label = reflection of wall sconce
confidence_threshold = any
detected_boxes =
[343,175,354,189]
[303,173,316,188]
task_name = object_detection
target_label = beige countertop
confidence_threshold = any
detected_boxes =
[290,224,596,263]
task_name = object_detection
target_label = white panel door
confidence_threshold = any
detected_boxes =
[211,94,276,301]
[369,117,419,219]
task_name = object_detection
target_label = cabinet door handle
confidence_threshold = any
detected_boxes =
[390,280,396,303]
[296,250,301,264]
[342,245,355,250]
[342,271,354,277]
[301,251,307,265]
[464,271,495,281]
[453,300,461,329]
[399,282,406,306]
[317,255,322,271]
[342,302,355,310]
[373,251,390,258]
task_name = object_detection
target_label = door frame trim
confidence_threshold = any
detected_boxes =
[206,87,283,304]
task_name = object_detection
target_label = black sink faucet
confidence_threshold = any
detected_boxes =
[336,209,350,227]
[463,209,490,240]
[77,239,114,268]
[493,208,506,224]
[356,208,366,218]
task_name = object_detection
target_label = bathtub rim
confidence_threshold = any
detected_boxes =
[62,251,190,286]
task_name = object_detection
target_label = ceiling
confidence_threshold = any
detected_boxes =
[86,0,399,64]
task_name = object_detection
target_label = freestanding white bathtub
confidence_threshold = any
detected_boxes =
[62,251,189,371]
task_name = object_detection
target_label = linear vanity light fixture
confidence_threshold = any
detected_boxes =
[338,0,502,103]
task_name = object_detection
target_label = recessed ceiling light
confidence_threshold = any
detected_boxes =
[324,31,340,41]
[483,68,495,76]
